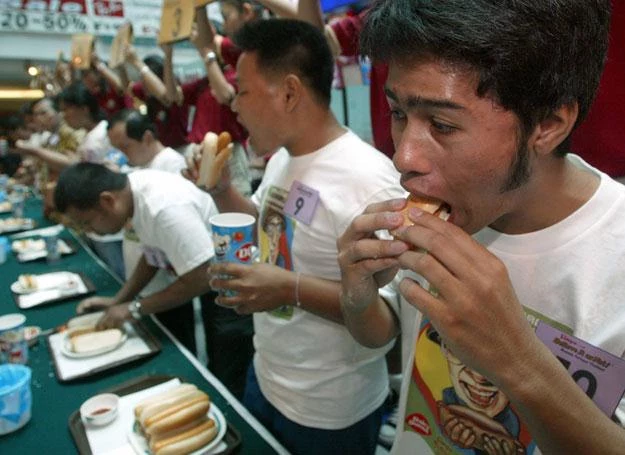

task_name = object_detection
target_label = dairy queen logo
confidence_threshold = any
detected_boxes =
[406,413,432,436]
[235,243,254,262]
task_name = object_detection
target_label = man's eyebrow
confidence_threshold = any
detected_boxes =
[384,87,465,111]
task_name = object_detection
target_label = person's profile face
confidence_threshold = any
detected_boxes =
[59,102,82,130]
[107,122,139,165]
[82,70,101,95]
[232,52,284,155]
[32,100,59,132]
[220,3,245,37]
[386,59,529,235]
[65,205,123,236]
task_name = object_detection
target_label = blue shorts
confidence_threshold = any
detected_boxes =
[243,364,384,455]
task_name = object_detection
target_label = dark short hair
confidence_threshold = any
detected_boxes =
[361,0,611,155]
[58,82,105,123]
[234,18,333,107]
[54,162,128,212]
[143,54,164,80]
[108,109,158,141]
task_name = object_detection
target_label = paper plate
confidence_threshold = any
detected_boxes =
[60,329,128,359]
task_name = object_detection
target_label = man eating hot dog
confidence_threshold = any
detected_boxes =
[337,1,625,454]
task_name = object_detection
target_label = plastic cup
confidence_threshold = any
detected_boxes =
[8,194,24,219]
[209,213,256,296]
[43,233,61,263]
[0,364,32,435]
[0,314,28,365]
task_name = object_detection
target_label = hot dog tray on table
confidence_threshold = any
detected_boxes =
[10,271,96,310]
[46,312,162,382]
[69,375,242,454]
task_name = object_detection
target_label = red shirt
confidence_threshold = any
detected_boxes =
[131,82,190,149]
[97,85,133,118]
[332,14,394,159]
[220,36,243,69]
[571,2,625,177]
[182,73,247,145]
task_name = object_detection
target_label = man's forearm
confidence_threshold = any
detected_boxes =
[504,344,625,453]
[295,0,325,29]
[341,295,400,347]
[210,184,257,216]
[137,262,213,314]
[29,147,77,171]
[114,256,158,303]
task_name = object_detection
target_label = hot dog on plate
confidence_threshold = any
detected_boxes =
[134,384,218,455]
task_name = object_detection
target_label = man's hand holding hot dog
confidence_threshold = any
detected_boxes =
[336,198,409,347]
[390,208,543,383]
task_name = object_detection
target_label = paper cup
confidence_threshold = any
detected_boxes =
[210,213,256,296]
[0,314,28,365]
[0,364,32,435]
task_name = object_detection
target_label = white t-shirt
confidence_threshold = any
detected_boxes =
[129,170,218,276]
[78,120,112,163]
[145,147,187,174]
[123,147,188,292]
[81,120,124,243]
[390,156,625,454]
[250,129,406,429]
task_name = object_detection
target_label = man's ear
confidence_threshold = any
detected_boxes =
[529,102,579,155]
[98,191,117,212]
[282,74,302,113]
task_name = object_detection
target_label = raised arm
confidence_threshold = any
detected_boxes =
[92,51,125,94]
[191,7,236,105]
[123,44,171,106]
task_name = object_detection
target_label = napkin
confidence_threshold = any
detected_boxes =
[48,323,152,381]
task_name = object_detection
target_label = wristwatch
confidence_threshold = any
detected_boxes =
[204,50,218,65]
[128,299,143,320]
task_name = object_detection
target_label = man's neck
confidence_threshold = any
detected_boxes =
[286,111,346,157]
[490,154,600,234]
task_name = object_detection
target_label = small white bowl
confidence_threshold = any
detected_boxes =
[80,393,119,427]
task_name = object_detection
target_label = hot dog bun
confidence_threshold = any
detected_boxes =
[140,389,205,428]
[134,383,198,419]
[18,274,37,291]
[400,194,450,226]
[70,328,123,353]
[134,384,218,454]
[152,418,217,455]
[197,131,233,189]
[145,393,210,437]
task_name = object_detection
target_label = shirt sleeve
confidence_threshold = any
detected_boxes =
[131,81,146,100]
[219,36,243,68]
[330,13,364,57]
[151,205,214,276]
[181,78,206,106]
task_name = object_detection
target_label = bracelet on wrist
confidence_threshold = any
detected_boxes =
[139,65,150,76]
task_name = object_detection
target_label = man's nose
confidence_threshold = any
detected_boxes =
[392,124,433,176]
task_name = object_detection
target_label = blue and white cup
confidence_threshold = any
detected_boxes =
[0,364,32,435]
[0,314,28,365]
[210,213,256,296]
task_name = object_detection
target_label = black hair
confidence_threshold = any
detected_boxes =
[361,0,611,156]
[140,55,169,124]
[81,67,108,93]
[234,18,333,107]
[55,162,128,212]
[108,109,158,141]
[143,54,164,80]
[58,81,105,123]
